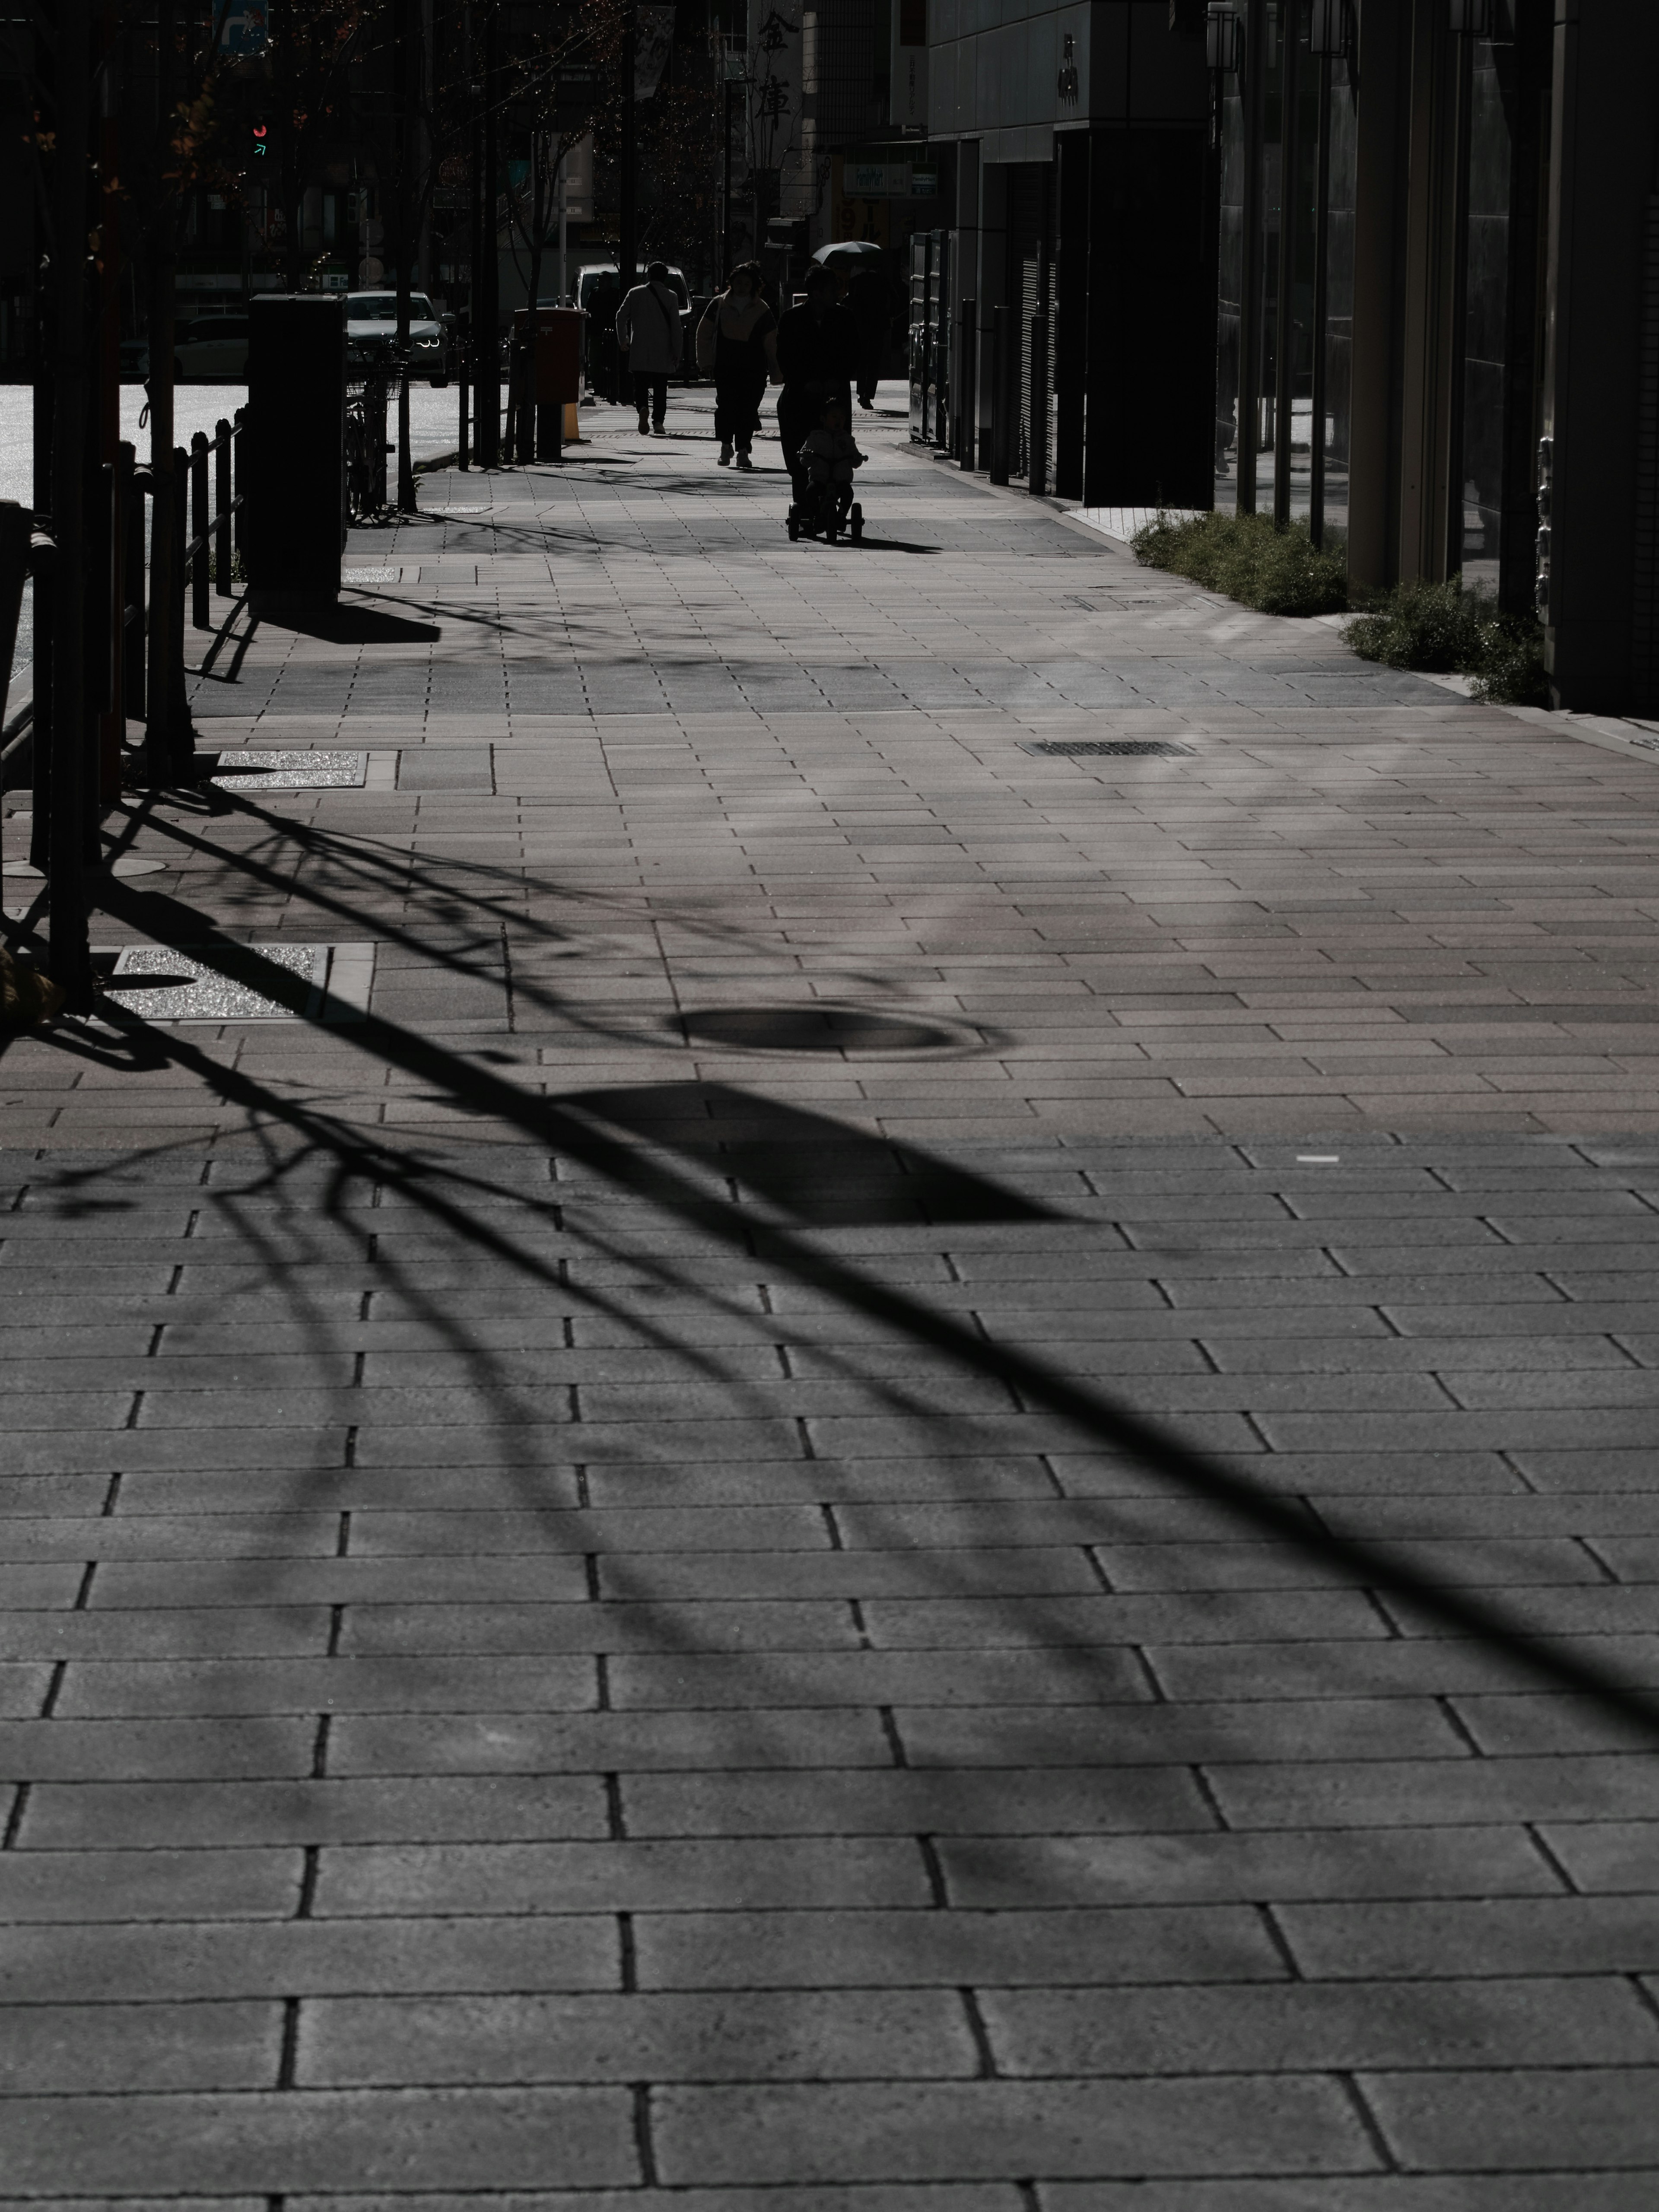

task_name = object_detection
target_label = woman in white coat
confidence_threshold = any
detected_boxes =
[614,261,684,435]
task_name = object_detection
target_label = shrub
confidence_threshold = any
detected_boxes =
[1131,510,1350,619]
[1344,578,1550,707]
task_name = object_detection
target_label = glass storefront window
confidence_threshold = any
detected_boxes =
[1256,3,1284,515]
[1459,38,1513,591]
[1318,45,1358,547]
[1216,76,1246,508]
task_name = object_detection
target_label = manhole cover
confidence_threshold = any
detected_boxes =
[213,750,369,789]
[1018,740,1195,757]
[342,568,401,584]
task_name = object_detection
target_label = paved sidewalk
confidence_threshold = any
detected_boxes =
[2,388,1659,2205]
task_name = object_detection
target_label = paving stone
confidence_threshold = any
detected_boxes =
[0,2002,283,2093]
[649,2077,1376,2182]
[979,1975,1659,2073]
[316,1837,931,1917]
[933,1824,1560,1909]
[299,1989,975,2085]
[0,2087,636,2194]
[0,1914,620,2003]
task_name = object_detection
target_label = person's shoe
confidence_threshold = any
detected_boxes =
[718,441,733,465]
[652,423,667,435]
[636,414,650,435]
[735,451,753,471]
[858,397,874,410]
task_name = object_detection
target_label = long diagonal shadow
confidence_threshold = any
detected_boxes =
[76,878,1659,1740]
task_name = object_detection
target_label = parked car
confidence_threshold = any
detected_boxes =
[173,311,249,381]
[575,264,690,315]
[346,291,448,384]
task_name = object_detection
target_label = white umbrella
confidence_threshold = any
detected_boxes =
[812,240,885,264]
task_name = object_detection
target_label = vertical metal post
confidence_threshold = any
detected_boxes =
[29,541,56,872]
[477,0,500,467]
[191,431,210,628]
[722,75,736,283]
[393,0,416,512]
[1028,314,1049,496]
[100,459,121,799]
[146,0,186,772]
[171,447,188,709]
[98,3,123,803]
[990,302,1013,485]
[214,419,232,592]
[49,0,92,1005]
[958,298,977,467]
[124,451,146,720]
[1309,48,1332,545]
[1273,0,1302,528]
[619,0,637,291]
[458,336,471,469]
[1237,0,1266,513]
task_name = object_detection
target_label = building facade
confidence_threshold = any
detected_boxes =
[916,0,1659,717]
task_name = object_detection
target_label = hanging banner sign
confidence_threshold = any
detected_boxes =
[214,0,269,54]
[634,6,675,99]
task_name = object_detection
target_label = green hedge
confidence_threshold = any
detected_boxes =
[1343,578,1550,707]
[1131,510,1549,706]
[1131,511,1348,618]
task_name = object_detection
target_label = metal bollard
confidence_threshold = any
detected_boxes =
[989,305,1014,487]
[191,431,210,628]
[125,458,147,721]
[957,298,978,470]
[214,419,232,594]
[1028,314,1049,499]
[458,350,471,471]
[171,445,189,753]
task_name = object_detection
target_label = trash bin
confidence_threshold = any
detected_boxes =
[512,306,587,459]
[245,295,345,613]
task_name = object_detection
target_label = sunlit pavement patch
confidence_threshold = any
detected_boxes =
[212,750,370,790]
[102,941,374,1023]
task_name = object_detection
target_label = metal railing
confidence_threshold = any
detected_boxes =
[346,373,394,521]
[184,415,245,631]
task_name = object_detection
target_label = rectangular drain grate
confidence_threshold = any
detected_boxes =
[213,751,369,789]
[1018,740,1195,758]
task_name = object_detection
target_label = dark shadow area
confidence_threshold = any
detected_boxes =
[569,1084,1058,1227]
[677,1006,959,1055]
[37,877,1659,1745]
[259,606,442,645]
[820,536,941,557]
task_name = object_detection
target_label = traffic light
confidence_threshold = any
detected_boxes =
[250,117,269,162]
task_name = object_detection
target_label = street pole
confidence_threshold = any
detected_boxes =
[99,0,124,798]
[393,0,416,511]
[145,0,187,776]
[477,0,500,465]
[51,0,93,1007]
[619,0,636,292]
[722,73,734,283]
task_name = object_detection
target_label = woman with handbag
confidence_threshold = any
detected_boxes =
[615,261,685,435]
[696,262,779,470]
